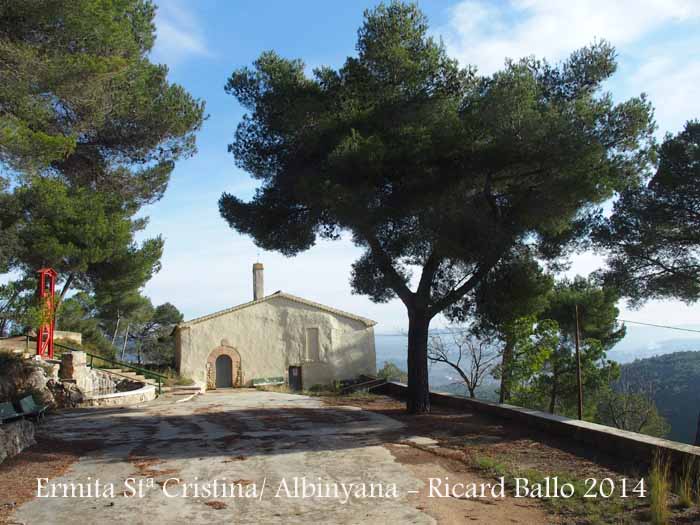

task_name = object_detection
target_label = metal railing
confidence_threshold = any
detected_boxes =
[54,342,166,395]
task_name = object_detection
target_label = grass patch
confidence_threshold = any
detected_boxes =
[304,388,378,401]
[472,455,510,478]
[255,383,379,401]
[649,452,671,525]
[168,375,194,387]
[158,368,194,387]
[677,457,695,509]
[337,390,379,401]
[255,384,291,394]
[470,453,640,524]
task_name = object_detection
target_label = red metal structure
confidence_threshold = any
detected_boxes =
[36,268,57,359]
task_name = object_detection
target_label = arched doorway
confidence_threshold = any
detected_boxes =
[206,343,242,390]
[215,355,233,388]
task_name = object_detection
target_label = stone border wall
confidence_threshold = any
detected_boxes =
[372,382,700,470]
[80,384,156,407]
[0,420,35,465]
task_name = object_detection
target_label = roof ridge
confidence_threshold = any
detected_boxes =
[178,292,377,328]
[273,292,377,326]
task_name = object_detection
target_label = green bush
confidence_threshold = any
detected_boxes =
[377,362,408,382]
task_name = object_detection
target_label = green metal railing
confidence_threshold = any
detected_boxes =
[54,342,166,395]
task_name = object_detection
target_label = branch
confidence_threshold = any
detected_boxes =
[363,232,415,308]
[58,273,75,304]
[428,253,502,317]
[416,248,441,301]
[435,356,473,389]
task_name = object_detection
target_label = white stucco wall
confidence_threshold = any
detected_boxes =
[176,295,376,389]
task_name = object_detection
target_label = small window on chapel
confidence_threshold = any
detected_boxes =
[305,327,320,362]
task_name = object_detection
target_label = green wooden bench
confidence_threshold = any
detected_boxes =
[252,376,285,386]
[0,401,23,424]
[18,395,47,422]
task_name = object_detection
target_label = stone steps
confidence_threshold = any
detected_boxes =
[170,384,204,395]
[117,371,140,379]
[99,368,152,385]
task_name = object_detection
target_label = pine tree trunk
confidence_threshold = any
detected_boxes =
[406,312,431,414]
[499,338,515,404]
[58,273,75,302]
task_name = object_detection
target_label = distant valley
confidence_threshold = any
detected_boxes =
[376,323,700,385]
[375,327,700,444]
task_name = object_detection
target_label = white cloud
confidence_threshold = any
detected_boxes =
[441,0,699,75]
[440,1,700,135]
[433,0,700,330]
[151,0,211,68]
[626,56,700,134]
[142,227,410,333]
[140,1,700,337]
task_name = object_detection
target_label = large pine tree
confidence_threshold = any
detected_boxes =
[0,0,205,301]
[595,121,700,305]
[219,2,655,412]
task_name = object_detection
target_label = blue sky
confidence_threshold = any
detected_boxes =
[140,0,700,333]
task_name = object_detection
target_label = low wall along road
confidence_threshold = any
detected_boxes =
[372,382,700,470]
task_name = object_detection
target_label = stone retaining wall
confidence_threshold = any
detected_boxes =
[84,368,119,395]
[54,331,82,345]
[59,351,134,394]
[372,381,700,470]
[0,420,35,465]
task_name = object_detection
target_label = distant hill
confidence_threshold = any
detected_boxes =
[609,335,700,363]
[375,331,700,444]
[620,351,700,444]
[377,324,700,370]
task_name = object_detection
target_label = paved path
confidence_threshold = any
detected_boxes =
[13,390,433,525]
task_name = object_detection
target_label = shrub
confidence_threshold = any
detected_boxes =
[377,362,408,382]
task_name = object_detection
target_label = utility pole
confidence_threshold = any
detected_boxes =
[111,310,121,346]
[121,322,130,361]
[112,313,121,346]
[574,304,584,420]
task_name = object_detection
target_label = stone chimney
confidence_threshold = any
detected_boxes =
[253,262,264,300]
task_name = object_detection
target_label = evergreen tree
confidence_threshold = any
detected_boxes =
[520,277,624,416]
[595,121,700,305]
[0,276,36,337]
[9,178,162,301]
[0,0,204,309]
[128,301,183,366]
[0,0,204,184]
[55,292,114,356]
[449,250,553,403]
[219,2,654,412]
